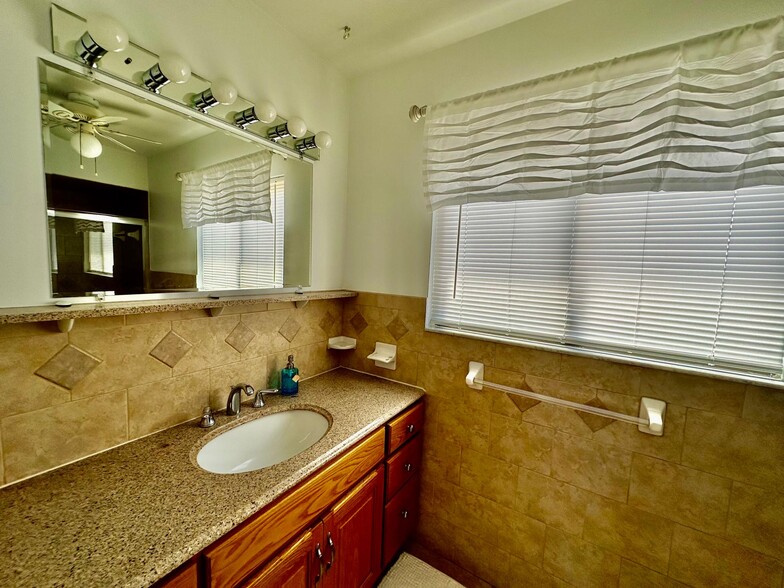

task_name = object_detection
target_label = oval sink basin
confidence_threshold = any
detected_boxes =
[197,410,330,474]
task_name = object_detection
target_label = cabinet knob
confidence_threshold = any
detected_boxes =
[403,463,413,472]
[401,510,409,519]
[406,424,415,433]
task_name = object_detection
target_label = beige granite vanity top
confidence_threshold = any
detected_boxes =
[0,369,423,588]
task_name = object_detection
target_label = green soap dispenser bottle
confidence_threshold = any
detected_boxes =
[280,354,300,396]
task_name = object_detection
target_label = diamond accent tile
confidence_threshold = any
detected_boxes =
[386,315,410,341]
[279,315,302,342]
[319,312,338,334]
[35,344,100,390]
[149,331,192,368]
[511,394,540,413]
[578,397,614,432]
[225,322,255,353]
[350,312,368,335]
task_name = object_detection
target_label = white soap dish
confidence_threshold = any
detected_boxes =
[328,336,357,350]
[367,342,397,370]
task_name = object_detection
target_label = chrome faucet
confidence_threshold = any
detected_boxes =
[226,384,255,416]
[252,387,280,408]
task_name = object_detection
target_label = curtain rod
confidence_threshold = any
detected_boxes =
[465,361,666,435]
[409,105,428,122]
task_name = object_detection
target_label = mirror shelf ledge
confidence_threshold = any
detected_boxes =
[0,290,357,331]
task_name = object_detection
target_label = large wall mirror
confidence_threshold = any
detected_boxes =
[39,59,312,299]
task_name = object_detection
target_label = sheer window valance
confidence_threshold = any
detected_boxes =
[423,16,784,211]
[181,151,272,228]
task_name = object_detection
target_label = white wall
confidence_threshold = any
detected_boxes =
[343,0,784,297]
[0,0,349,307]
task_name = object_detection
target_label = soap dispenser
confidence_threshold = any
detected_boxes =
[280,354,300,396]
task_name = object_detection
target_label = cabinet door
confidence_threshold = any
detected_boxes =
[323,465,384,588]
[243,523,324,588]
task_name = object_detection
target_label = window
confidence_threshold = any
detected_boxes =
[198,177,284,290]
[83,222,114,277]
[428,187,784,380]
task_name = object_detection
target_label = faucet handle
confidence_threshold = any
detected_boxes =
[244,384,255,397]
[199,406,215,428]
[253,388,280,408]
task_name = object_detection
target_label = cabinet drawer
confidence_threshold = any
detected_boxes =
[385,402,424,455]
[385,434,422,500]
[382,475,420,567]
[153,561,198,588]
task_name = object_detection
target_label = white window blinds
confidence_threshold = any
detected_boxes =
[428,187,784,379]
[423,17,784,211]
[198,177,284,290]
[182,151,273,229]
[83,222,113,277]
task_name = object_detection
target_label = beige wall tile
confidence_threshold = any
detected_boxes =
[639,368,746,415]
[489,413,553,475]
[543,527,621,588]
[416,354,469,400]
[559,354,641,395]
[412,512,456,563]
[375,293,426,314]
[494,344,561,380]
[618,559,686,588]
[128,371,209,438]
[508,556,565,588]
[422,432,461,485]
[208,356,269,410]
[582,494,674,573]
[435,397,491,454]
[432,481,506,544]
[0,438,4,485]
[483,367,534,419]
[726,482,784,561]
[682,409,784,491]
[551,431,632,502]
[452,526,510,588]
[240,309,297,357]
[171,316,240,375]
[592,400,686,463]
[222,303,268,315]
[2,390,127,483]
[0,322,56,339]
[0,333,70,419]
[459,448,518,508]
[419,331,495,364]
[628,453,731,534]
[268,342,338,388]
[743,385,784,426]
[669,525,783,588]
[69,316,125,330]
[516,468,590,536]
[69,323,171,399]
[496,505,547,565]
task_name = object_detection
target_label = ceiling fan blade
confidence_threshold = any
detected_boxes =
[94,130,137,153]
[91,115,128,126]
[99,128,162,144]
[46,100,77,121]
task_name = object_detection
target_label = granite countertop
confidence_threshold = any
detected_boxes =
[0,369,423,588]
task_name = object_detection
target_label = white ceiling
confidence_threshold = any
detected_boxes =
[252,0,572,77]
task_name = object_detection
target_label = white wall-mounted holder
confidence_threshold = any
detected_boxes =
[328,336,357,350]
[367,342,397,370]
[465,361,667,436]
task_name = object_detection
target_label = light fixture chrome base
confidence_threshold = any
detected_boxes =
[192,88,219,112]
[409,104,428,123]
[267,123,291,141]
[295,136,318,152]
[141,63,171,94]
[234,106,259,129]
[75,31,107,68]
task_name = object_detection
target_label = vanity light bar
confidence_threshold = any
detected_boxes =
[234,107,260,129]
[141,63,170,93]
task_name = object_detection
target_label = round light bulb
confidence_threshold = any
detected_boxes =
[70,132,103,158]
[86,15,129,53]
[159,54,191,84]
[286,117,307,139]
[255,101,277,124]
[211,79,237,106]
[314,131,333,149]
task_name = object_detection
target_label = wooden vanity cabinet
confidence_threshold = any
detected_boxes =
[173,400,424,588]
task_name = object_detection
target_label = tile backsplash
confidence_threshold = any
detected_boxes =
[340,292,784,588]
[1,291,783,587]
[0,299,343,486]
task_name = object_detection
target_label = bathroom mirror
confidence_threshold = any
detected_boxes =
[39,59,312,298]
